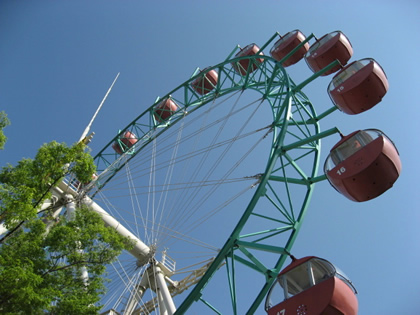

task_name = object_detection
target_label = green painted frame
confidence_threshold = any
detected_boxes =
[88,33,341,314]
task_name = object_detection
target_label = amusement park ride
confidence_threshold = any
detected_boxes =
[3,30,401,314]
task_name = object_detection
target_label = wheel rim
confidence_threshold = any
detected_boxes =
[83,37,329,314]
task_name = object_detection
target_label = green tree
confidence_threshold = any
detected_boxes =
[0,121,132,314]
[0,111,10,150]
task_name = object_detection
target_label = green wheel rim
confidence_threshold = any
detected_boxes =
[87,33,339,314]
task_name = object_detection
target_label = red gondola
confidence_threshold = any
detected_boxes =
[305,31,353,76]
[154,98,178,123]
[232,43,264,75]
[324,129,401,202]
[270,30,309,67]
[266,256,358,315]
[112,131,138,155]
[191,68,218,95]
[328,58,389,115]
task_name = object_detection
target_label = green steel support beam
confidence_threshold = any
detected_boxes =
[268,175,308,185]
[310,174,328,183]
[281,127,340,152]
[258,32,280,53]
[250,211,293,225]
[315,105,339,121]
[237,246,270,276]
[233,254,267,275]
[200,298,222,315]
[226,253,238,315]
[235,240,289,255]
[292,59,340,93]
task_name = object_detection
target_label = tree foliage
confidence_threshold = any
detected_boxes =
[0,111,10,150]
[0,141,95,230]
[0,120,132,314]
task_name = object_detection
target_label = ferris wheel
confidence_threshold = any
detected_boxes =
[62,30,400,314]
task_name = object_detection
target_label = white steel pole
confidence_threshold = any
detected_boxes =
[66,195,89,285]
[154,264,176,315]
[44,206,63,235]
[0,223,8,236]
[157,290,168,315]
[81,195,151,265]
[78,72,120,143]
[123,272,150,315]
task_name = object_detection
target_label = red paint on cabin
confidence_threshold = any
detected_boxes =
[325,130,401,202]
[266,257,358,315]
[270,30,309,67]
[305,31,353,76]
[328,58,389,114]
[154,99,178,123]
[232,43,264,75]
[191,68,218,95]
[112,131,138,155]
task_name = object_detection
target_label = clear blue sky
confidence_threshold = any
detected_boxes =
[1,1,419,314]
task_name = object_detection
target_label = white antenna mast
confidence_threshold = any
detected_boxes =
[78,72,120,144]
